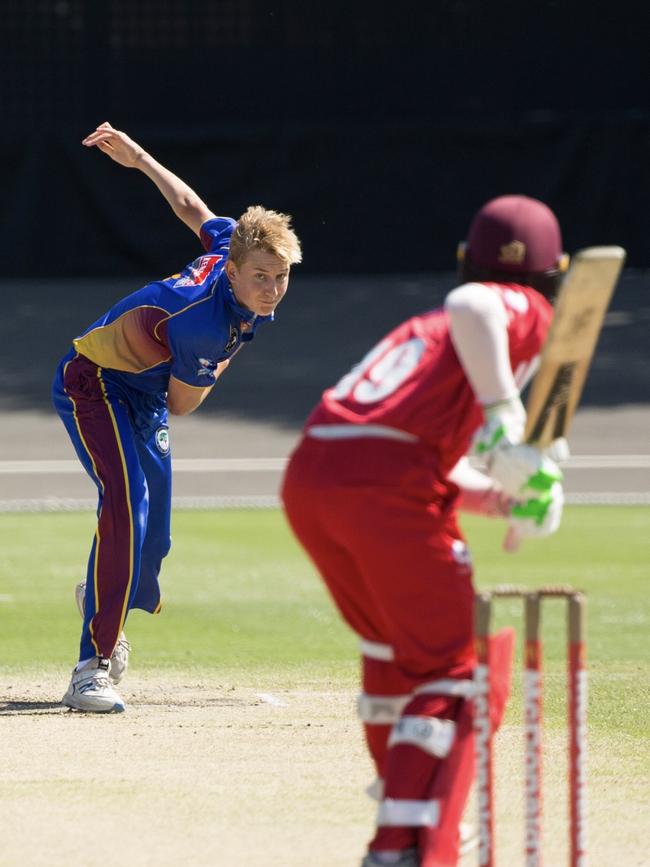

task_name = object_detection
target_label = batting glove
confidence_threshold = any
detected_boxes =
[487,444,563,498]
[545,436,570,464]
[473,396,526,456]
[503,479,564,552]
[501,453,564,550]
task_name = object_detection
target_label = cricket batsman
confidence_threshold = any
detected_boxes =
[281,195,566,866]
[53,122,302,713]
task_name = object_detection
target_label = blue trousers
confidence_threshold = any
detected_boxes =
[52,351,172,662]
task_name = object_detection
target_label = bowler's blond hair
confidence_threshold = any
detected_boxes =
[229,206,302,266]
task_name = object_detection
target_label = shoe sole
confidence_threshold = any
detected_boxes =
[62,695,126,713]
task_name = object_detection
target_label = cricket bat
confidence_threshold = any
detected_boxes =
[505,245,626,551]
[525,245,626,447]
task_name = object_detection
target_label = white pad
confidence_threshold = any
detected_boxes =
[413,678,476,698]
[358,693,411,724]
[388,715,456,758]
[359,638,395,661]
[377,797,440,827]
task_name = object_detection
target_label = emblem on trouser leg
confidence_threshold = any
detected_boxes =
[155,425,170,455]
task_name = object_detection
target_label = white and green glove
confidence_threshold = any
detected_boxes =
[487,447,564,550]
[487,444,561,497]
[511,482,564,534]
[503,475,564,550]
[473,395,527,456]
[473,394,565,550]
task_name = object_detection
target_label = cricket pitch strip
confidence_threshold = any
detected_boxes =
[0,674,645,866]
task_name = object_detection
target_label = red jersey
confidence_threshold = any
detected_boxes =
[307,282,553,476]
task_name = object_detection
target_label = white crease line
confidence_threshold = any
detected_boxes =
[0,496,281,512]
[0,458,288,474]
[565,492,650,504]
[255,692,289,707]
[472,455,650,469]
[562,455,650,469]
[1,492,649,512]
[1,455,650,474]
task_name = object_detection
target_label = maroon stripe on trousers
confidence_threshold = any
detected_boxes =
[64,355,133,657]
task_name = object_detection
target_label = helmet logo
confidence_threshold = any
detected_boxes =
[498,240,526,265]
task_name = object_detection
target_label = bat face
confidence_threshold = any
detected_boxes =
[524,246,626,447]
[527,361,577,444]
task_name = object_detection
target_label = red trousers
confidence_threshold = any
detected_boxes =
[282,435,476,681]
[282,434,480,865]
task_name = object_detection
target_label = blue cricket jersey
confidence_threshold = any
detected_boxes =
[71,217,272,395]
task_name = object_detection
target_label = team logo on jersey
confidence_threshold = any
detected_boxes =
[498,240,526,265]
[155,426,170,456]
[224,325,238,353]
[175,254,223,287]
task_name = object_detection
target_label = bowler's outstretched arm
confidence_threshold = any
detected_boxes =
[82,121,216,237]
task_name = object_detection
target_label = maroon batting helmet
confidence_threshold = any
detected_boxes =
[458,195,568,297]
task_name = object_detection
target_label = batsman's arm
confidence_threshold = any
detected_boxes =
[447,457,515,517]
[445,283,519,406]
[82,122,215,237]
[446,283,527,451]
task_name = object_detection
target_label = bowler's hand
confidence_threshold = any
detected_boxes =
[82,122,145,168]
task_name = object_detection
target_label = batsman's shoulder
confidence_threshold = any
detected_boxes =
[445,282,508,321]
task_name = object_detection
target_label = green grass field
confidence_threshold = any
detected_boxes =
[1,505,648,747]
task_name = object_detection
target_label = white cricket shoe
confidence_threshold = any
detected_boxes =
[361,851,419,867]
[360,825,476,867]
[459,822,478,857]
[75,581,131,684]
[109,636,131,685]
[62,657,125,713]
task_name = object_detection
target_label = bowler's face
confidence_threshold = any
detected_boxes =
[226,251,290,316]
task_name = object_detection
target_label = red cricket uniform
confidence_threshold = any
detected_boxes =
[281,282,552,866]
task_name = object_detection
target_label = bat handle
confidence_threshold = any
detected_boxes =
[503,524,522,553]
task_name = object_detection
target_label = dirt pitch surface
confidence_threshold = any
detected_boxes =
[1,674,645,867]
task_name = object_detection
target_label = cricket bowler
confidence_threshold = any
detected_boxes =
[281,195,566,867]
[53,122,301,713]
